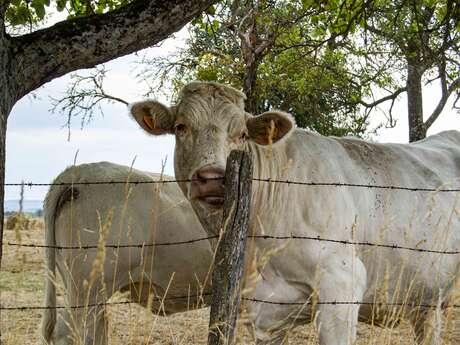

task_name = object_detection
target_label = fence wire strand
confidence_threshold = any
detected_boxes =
[4,235,218,250]
[4,234,459,254]
[4,178,460,192]
[2,296,460,311]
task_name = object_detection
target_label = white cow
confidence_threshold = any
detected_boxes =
[41,162,213,345]
[130,82,460,345]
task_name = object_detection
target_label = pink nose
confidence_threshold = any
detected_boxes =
[194,166,225,182]
[191,166,225,208]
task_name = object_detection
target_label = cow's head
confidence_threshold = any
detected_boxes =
[130,82,294,231]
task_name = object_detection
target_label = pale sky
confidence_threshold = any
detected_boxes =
[4,28,460,201]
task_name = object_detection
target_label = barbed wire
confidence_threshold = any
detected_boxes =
[249,235,460,254]
[252,178,460,192]
[4,235,219,250]
[4,178,460,192]
[3,179,195,187]
[0,293,212,311]
[4,234,458,255]
[2,295,459,311]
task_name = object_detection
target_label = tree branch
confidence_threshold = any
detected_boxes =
[50,66,130,139]
[11,0,217,97]
[425,75,460,129]
[359,87,407,108]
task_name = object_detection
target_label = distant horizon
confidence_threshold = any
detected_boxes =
[4,199,43,213]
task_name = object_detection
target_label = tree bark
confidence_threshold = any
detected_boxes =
[0,14,12,270]
[406,58,426,142]
[243,58,260,114]
[0,104,7,270]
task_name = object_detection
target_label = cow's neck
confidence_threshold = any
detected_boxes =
[247,141,292,231]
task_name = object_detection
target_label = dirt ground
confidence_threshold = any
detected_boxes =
[1,225,460,345]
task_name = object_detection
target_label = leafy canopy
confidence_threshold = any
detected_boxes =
[5,0,130,26]
[143,1,374,137]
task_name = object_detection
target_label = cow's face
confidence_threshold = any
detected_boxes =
[130,82,294,231]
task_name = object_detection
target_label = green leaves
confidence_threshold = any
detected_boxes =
[162,0,372,137]
[5,0,135,26]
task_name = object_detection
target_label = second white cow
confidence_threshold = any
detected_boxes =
[41,162,213,345]
[130,82,460,345]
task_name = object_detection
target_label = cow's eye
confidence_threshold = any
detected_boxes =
[175,123,187,136]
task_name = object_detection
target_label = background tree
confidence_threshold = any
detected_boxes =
[54,0,460,142]
[139,0,376,137]
[313,0,460,142]
[366,0,460,142]
[139,0,460,141]
[0,0,217,266]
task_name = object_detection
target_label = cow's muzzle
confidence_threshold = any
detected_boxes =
[190,166,225,209]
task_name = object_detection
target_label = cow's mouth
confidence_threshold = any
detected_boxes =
[198,195,225,208]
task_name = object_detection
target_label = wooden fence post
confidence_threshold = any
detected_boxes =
[208,150,253,345]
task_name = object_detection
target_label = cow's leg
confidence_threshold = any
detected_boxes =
[50,309,73,345]
[46,305,107,345]
[248,279,308,345]
[61,304,108,345]
[315,256,367,345]
[58,276,110,345]
[83,305,109,345]
[410,308,443,345]
[251,304,291,345]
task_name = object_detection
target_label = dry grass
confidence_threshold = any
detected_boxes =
[1,225,460,345]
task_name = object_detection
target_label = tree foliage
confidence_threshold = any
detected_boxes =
[140,1,374,137]
[137,0,459,140]
[304,0,460,141]
[5,0,130,27]
[362,0,460,141]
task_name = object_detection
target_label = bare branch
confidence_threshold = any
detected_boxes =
[453,92,460,112]
[50,66,129,137]
[425,75,460,129]
[359,87,407,108]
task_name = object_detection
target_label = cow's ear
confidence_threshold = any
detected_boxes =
[246,111,295,146]
[129,100,175,135]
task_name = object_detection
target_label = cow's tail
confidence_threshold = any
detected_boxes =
[41,181,60,344]
[41,171,79,344]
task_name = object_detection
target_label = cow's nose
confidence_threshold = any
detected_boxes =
[190,166,225,208]
[193,166,225,184]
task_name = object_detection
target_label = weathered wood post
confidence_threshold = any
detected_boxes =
[208,150,253,345]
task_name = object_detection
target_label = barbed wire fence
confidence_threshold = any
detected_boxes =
[2,151,460,344]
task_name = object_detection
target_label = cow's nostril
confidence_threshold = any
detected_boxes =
[194,166,225,183]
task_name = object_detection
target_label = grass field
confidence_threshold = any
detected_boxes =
[1,224,460,344]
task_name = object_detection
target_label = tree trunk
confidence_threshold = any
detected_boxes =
[0,107,6,269]
[406,58,426,142]
[0,24,12,269]
[243,60,259,114]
